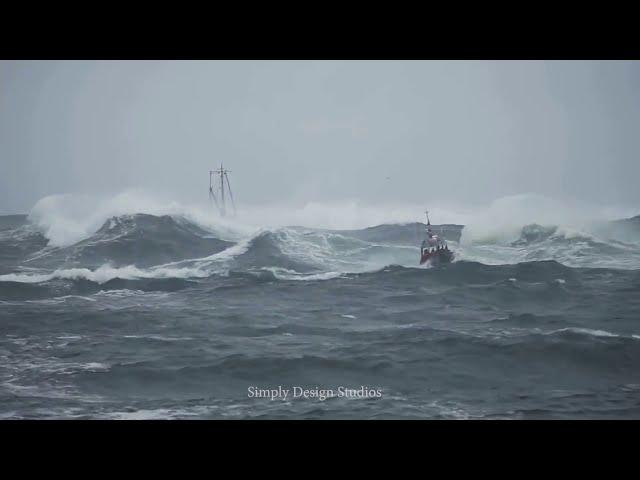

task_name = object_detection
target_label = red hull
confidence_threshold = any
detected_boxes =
[420,249,454,265]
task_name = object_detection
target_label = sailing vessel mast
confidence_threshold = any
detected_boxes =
[209,163,236,217]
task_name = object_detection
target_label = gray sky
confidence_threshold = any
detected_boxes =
[1,60,639,215]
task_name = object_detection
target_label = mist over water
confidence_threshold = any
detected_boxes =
[3,60,640,215]
[19,190,640,270]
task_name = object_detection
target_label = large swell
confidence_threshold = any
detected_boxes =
[2,202,640,419]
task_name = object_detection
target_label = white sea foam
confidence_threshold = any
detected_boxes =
[26,190,475,246]
[262,266,344,281]
[549,327,619,338]
[9,191,640,279]
[28,190,252,247]
[0,264,206,284]
[0,223,264,285]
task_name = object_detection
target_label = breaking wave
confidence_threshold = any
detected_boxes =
[1,193,639,297]
[4,193,640,420]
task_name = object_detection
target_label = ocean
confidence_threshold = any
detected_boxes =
[1,199,640,419]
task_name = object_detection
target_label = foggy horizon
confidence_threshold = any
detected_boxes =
[2,60,640,216]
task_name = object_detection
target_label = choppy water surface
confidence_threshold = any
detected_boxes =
[2,211,640,419]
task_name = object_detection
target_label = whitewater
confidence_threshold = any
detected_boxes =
[1,192,640,419]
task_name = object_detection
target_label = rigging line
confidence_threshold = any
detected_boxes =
[224,172,236,216]
[220,166,226,216]
[209,171,219,209]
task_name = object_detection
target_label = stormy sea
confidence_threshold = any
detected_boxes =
[1,195,640,419]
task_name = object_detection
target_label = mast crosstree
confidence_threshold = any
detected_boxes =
[209,163,236,217]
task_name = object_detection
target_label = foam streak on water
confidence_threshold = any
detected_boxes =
[1,194,640,419]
